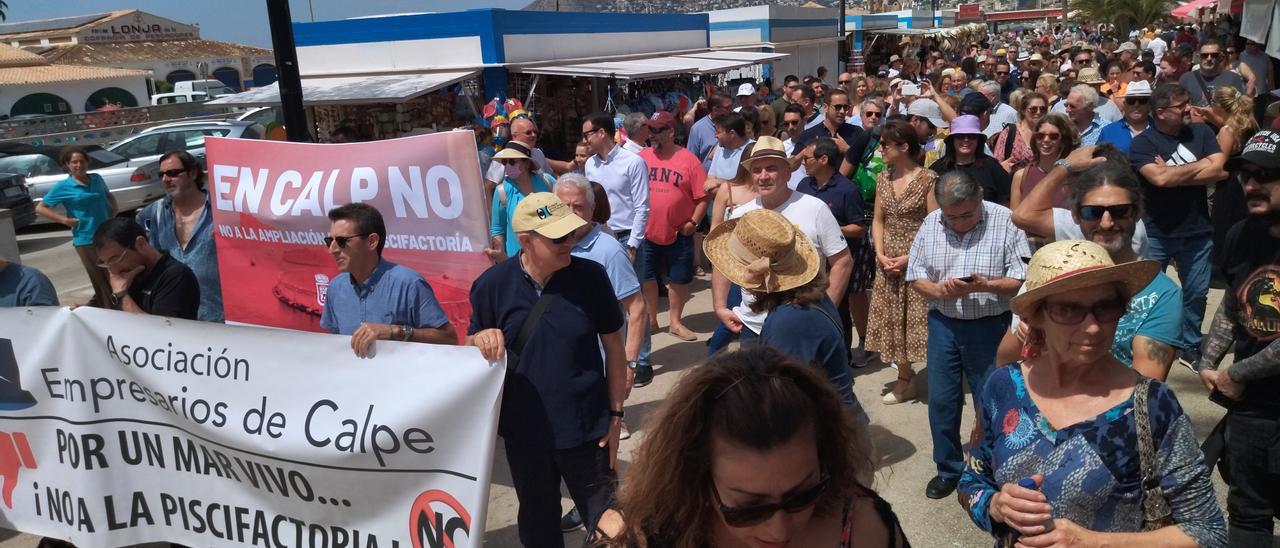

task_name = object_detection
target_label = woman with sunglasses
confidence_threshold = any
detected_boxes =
[929,115,1012,205]
[867,120,937,404]
[599,346,907,547]
[485,141,555,263]
[1009,113,1079,213]
[990,92,1050,175]
[958,239,1225,548]
[35,146,117,307]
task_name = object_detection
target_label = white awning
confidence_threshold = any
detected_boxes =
[511,50,788,80]
[207,70,478,107]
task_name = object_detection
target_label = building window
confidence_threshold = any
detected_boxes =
[166,70,196,84]
[10,93,72,117]
[252,64,278,87]
[85,87,139,111]
[211,67,242,92]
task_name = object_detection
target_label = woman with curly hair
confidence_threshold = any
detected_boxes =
[599,346,907,547]
[1009,112,1080,212]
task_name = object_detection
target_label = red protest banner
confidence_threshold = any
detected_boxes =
[206,132,489,338]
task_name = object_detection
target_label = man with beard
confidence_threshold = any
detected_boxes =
[1197,130,1280,546]
[1179,39,1245,107]
[793,88,869,163]
[1009,147,1181,379]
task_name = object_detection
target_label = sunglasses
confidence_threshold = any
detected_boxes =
[1074,58,1092,65]
[541,232,574,245]
[712,472,829,527]
[160,168,190,178]
[648,126,670,133]
[838,80,852,85]
[830,104,853,111]
[1199,52,1221,59]
[1034,132,1062,141]
[1162,100,1189,111]
[862,110,883,118]
[1042,298,1127,325]
[1124,97,1150,106]
[1026,106,1047,113]
[1077,203,1136,221]
[1240,166,1280,183]
[996,71,1010,76]
[324,233,371,248]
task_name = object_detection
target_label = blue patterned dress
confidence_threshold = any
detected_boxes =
[958,364,1225,547]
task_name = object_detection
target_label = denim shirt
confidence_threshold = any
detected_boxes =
[137,196,223,322]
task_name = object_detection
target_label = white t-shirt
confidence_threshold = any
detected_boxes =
[781,138,807,189]
[1148,37,1167,64]
[485,146,552,184]
[729,191,849,334]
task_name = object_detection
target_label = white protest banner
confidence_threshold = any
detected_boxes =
[0,306,502,547]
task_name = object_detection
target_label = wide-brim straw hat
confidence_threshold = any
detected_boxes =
[1010,240,1160,318]
[492,140,533,161]
[703,209,820,293]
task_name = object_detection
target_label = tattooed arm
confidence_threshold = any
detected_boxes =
[1225,339,1280,383]
[1131,335,1176,381]
[1196,294,1238,373]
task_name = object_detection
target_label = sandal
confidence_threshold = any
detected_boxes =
[882,374,917,405]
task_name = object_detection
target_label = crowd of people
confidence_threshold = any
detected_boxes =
[4,18,1280,548]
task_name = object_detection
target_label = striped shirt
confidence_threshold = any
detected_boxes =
[906,201,1030,320]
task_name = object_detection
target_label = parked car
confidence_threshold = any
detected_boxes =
[150,92,210,106]
[107,119,265,168]
[234,107,281,127]
[0,144,164,226]
[174,79,235,97]
[0,172,35,230]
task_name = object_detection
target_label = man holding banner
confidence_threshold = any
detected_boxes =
[320,203,457,357]
[467,192,627,546]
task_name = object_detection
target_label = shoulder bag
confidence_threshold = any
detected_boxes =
[1134,377,1175,531]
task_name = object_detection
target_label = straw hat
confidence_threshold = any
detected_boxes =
[1010,240,1159,318]
[741,136,788,168]
[492,140,534,161]
[703,209,820,293]
[1076,67,1105,85]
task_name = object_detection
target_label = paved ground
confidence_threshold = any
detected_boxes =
[5,224,1265,547]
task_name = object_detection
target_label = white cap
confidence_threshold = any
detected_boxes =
[737,83,756,96]
[1122,80,1153,98]
[906,99,948,129]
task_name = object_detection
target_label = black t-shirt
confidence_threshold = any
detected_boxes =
[1128,123,1221,239]
[467,255,625,450]
[928,156,1012,205]
[1220,218,1280,416]
[128,253,200,320]
[794,122,870,172]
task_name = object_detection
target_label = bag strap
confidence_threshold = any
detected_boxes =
[1134,377,1174,530]
[1001,124,1017,160]
[497,183,508,211]
[511,292,557,359]
[1193,72,1212,105]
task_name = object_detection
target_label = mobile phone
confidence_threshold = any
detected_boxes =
[901,83,921,96]
[957,275,975,282]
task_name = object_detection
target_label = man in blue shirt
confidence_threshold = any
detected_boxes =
[1130,83,1227,366]
[319,203,455,358]
[686,91,733,164]
[467,192,626,546]
[137,151,223,322]
[1097,80,1154,155]
[0,256,57,307]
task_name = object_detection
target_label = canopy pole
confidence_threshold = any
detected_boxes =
[267,0,312,142]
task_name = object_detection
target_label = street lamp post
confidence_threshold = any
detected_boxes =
[266,0,311,142]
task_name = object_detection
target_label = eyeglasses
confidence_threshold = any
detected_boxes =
[1025,105,1047,114]
[1240,166,1280,183]
[1077,203,1136,221]
[830,104,853,112]
[862,110,883,118]
[1162,100,1189,111]
[1124,97,1150,106]
[1042,298,1127,325]
[1034,131,1062,141]
[95,248,130,269]
[324,233,371,248]
[160,168,190,178]
[582,127,603,140]
[711,472,829,527]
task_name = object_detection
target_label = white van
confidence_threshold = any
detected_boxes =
[174,79,235,97]
[150,92,209,106]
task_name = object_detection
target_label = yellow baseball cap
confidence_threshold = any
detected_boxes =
[512,192,586,239]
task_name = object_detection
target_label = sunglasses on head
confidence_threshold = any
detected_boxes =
[712,472,829,527]
[324,233,371,248]
[1077,203,1136,221]
[1042,298,1127,325]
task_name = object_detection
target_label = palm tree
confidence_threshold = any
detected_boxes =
[1072,0,1172,36]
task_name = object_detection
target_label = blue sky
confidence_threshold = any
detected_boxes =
[7,0,528,48]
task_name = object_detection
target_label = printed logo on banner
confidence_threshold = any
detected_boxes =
[314,274,330,307]
[409,489,471,548]
[0,339,38,509]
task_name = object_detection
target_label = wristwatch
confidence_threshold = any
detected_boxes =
[627,360,639,370]
[1053,159,1072,172]
[398,324,413,341]
[609,409,625,418]
[110,289,129,307]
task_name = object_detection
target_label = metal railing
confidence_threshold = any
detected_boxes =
[0,102,237,147]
